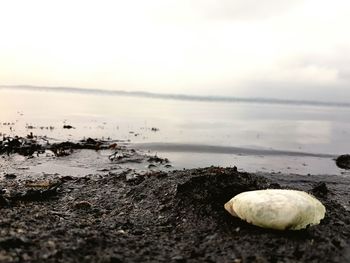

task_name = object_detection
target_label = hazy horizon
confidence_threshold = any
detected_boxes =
[2,84,350,108]
[1,0,350,102]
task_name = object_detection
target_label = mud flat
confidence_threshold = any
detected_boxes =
[1,137,350,262]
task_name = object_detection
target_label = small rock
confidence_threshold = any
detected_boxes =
[116,229,127,235]
[4,173,16,179]
[47,240,56,248]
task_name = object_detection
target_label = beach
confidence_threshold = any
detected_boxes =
[1,145,350,262]
[2,1,350,261]
[1,88,350,262]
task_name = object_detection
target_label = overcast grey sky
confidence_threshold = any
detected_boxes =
[0,0,349,101]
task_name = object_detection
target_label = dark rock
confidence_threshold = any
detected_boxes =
[4,173,17,179]
[335,154,350,169]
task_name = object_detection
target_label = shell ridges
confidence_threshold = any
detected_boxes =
[224,189,326,230]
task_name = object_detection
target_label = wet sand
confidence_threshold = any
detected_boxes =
[1,136,350,262]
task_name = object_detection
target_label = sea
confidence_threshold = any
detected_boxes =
[1,86,350,176]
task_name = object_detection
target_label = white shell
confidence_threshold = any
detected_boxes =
[224,189,326,230]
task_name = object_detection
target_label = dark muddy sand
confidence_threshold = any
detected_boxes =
[1,138,350,262]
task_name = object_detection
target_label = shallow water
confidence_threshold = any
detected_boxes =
[1,88,349,175]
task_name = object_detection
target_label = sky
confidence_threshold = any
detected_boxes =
[0,0,350,102]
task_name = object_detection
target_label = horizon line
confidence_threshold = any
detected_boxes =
[1,84,350,108]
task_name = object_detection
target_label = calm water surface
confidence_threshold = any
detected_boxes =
[1,89,349,175]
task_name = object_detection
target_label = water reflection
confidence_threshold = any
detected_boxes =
[295,120,331,145]
[1,89,349,156]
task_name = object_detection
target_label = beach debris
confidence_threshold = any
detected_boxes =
[335,154,350,169]
[49,139,110,156]
[0,136,45,156]
[108,142,118,150]
[109,150,144,164]
[0,134,125,158]
[9,181,63,202]
[224,189,326,230]
[109,151,128,161]
[50,146,73,157]
[25,124,55,130]
[147,155,169,164]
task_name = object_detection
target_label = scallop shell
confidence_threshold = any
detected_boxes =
[224,189,326,230]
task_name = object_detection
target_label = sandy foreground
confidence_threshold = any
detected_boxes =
[1,137,350,262]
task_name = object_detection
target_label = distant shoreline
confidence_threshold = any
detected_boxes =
[134,142,336,158]
[1,84,350,108]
